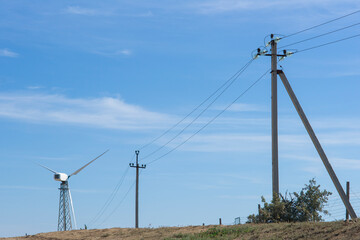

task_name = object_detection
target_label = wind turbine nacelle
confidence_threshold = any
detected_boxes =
[54,173,68,182]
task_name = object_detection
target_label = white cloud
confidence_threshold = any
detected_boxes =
[0,185,109,193]
[192,0,360,14]
[0,185,53,191]
[127,11,154,18]
[93,49,132,56]
[27,86,43,90]
[319,132,360,146]
[64,6,112,16]
[283,154,360,170]
[0,93,174,130]
[300,166,323,175]
[30,156,72,161]
[118,49,131,55]
[161,129,360,153]
[168,133,270,152]
[311,118,360,130]
[64,6,153,18]
[194,0,261,13]
[0,49,18,58]
[213,103,266,112]
[332,157,360,169]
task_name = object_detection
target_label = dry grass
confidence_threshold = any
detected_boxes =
[3,221,360,240]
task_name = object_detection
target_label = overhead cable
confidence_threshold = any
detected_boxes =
[295,33,360,53]
[139,58,253,152]
[279,22,360,49]
[88,154,134,227]
[141,59,254,160]
[282,9,360,39]
[88,166,130,226]
[96,171,141,227]
[145,68,271,166]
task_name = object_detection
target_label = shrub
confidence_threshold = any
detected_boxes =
[247,179,331,223]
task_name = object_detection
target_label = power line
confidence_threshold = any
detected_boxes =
[138,59,254,151]
[145,68,270,165]
[295,33,360,53]
[88,166,130,226]
[96,177,137,228]
[278,22,360,49]
[88,154,135,227]
[282,9,360,39]
[141,59,254,161]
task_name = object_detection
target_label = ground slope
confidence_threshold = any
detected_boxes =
[3,221,360,240]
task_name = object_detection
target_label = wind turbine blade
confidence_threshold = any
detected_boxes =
[68,189,77,230]
[69,150,109,177]
[37,163,58,174]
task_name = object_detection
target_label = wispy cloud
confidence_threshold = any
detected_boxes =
[164,133,269,153]
[93,49,132,56]
[213,103,267,112]
[0,185,110,193]
[193,0,264,13]
[163,129,360,153]
[283,154,360,170]
[0,49,18,58]
[30,156,72,161]
[0,93,174,130]
[191,0,360,14]
[0,185,53,191]
[64,6,112,16]
[118,49,131,55]
[127,11,154,18]
[27,86,43,90]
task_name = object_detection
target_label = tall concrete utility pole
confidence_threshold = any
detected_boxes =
[271,36,279,196]
[130,150,146,228]
[256,34,357,219]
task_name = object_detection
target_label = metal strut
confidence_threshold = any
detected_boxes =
[58,181,72,231]
[277,70,357,220]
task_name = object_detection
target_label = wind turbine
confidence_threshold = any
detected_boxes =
[38,150,109,231]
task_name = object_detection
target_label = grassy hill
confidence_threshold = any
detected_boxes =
[3,221,360,240]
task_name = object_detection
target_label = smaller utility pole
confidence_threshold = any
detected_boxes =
[130,150,146,228]
[346,181,350,222]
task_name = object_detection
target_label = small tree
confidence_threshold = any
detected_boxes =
[247,179,331,223]
[292,178,331,222]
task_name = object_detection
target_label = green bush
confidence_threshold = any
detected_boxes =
[247,179,331,223]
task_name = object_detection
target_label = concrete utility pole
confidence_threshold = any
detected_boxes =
[256,34,358,220]
[130,150,146,228]
[271,36,279,196]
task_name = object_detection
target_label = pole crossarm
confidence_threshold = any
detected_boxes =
[277,70,357,220]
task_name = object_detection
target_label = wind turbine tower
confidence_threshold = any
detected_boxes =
[38,150,109,231]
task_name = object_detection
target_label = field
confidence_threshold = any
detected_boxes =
[3,221,360,240]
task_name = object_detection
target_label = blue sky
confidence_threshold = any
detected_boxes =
[1,0,360,237]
